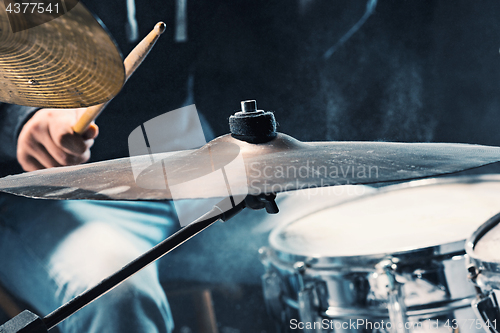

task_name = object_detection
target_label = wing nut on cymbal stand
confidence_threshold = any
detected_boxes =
[244,194,279,214]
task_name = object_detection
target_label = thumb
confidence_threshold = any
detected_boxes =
[81,123,99,140]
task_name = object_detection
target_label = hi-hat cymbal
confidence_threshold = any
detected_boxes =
[0,133,499,200]
[0,0,124,108]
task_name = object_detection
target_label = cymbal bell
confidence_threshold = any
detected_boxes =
[0,0,124,108]
[0,132,499,201]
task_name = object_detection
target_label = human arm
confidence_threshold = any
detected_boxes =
[16,108,99,171]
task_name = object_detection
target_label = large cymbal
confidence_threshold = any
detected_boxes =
[0,133,499,200]
[0,0,124,108]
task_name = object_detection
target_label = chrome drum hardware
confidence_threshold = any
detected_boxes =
[261,176,500,333]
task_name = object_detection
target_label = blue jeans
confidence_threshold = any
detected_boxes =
[0,194,177,333]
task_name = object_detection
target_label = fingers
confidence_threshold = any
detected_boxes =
[82,123,99,140]
[19,155,46,172]
[17,109,98,171]
[29,141,61,169]
[17,130,61,171]
[57,132,92,156]
[50,113,98,156]
[40,128,91,166]
[46,111,95,157]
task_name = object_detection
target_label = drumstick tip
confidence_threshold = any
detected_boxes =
[155,22,166,35]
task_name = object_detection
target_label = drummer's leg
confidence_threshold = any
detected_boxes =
[0,194,178,333]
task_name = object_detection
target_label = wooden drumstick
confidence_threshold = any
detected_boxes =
[72,22,167,135]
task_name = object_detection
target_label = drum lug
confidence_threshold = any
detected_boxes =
[261,269,286,323]
[260,247,295,332]
[468,265,500,333]
[468,265,487,295]
[293,262,308,289]
[298,287,322,333]
[294,262,322,333]
[375,258,409,333]
[259,246,271,267]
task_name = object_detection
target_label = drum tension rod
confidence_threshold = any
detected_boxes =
[467,265,484,296]
[0,194,279,333]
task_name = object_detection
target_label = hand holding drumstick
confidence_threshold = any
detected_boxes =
[17,22,166,171]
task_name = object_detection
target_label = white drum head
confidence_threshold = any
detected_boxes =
[471,220,500,262]
[270,176,500,258]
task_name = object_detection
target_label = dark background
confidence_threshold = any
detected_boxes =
[87,0,500,162]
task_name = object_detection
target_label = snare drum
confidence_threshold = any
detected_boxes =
[260,175,500,333]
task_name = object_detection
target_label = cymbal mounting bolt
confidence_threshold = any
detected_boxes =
[241,100,258,113]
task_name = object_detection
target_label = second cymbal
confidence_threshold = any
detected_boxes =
[0,0,124,108]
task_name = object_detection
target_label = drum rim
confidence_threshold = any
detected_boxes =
[466,211,500,273]
[269,174,500,267]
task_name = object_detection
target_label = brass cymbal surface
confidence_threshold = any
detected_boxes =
[0,0,124,108]
[0,133,499,200]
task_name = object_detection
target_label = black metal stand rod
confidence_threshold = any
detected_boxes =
[43,205,232,330]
